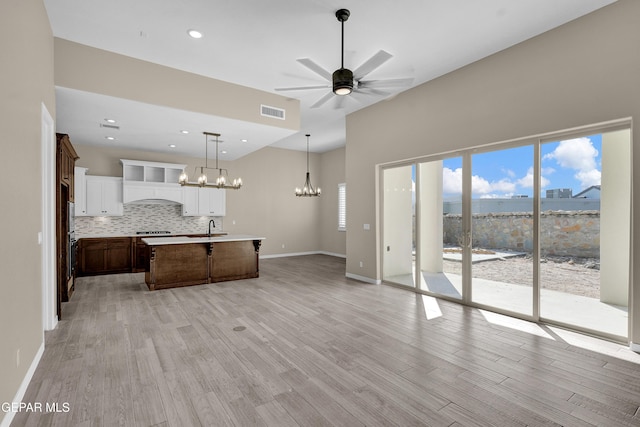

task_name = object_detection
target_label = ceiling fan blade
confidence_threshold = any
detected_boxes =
[353,50,393,80]
[334,95,347,109]
[275,85,329,92]
[310,91,335,108]
[358,77,414,89]
[349,92,368,103]
[355,87,391,97]
[297,58,333,81]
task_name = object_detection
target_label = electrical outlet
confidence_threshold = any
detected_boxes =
[359,261,363,268]
[282,244,285,249]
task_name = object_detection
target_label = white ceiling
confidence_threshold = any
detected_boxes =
[44,0,616,158]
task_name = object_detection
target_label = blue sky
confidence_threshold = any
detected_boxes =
[441,134,602,199]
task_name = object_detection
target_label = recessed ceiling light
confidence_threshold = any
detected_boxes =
[105,118,116,124]
[168,144,176,148]
[241,139,248,143]
[221,150,228,154]
[187,29,203,39]
[105,136,115,140]
[180,130,189,134]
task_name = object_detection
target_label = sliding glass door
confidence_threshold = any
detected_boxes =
[382,164,415,288]
[418,157,463,300]
[381,124,630,341]
[470,145,534,316]
[539,130,630,338]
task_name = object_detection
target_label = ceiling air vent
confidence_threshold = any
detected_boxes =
[100,123,120,130]
[260,104,285,120]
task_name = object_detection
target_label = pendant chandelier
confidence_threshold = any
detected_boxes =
[178,132,242,189]
[295,134,321,197]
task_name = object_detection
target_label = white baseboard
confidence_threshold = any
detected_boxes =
[346,272,381,285]
[0,341,45,427]
[317,251,346,258]
[630,342,640,353]
[261,251,346,259]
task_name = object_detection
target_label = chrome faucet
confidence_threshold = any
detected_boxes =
[208,219,216,237]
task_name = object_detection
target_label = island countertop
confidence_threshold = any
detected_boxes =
[142,234,265,246]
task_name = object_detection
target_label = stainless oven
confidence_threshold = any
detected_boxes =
[68,201,75,234]
[67,236,77,278]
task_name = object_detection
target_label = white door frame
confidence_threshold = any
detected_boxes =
[41,103,57,331]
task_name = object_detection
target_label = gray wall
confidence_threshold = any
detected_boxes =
[346,1,640,343]
[0,0,55,415]
[73,143,346,257]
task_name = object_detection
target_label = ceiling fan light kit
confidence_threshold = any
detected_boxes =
[333,68,353,95]
[275,8,413,108]
[333,9,353,96]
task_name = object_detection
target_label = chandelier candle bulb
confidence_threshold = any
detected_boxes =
[178,170,188,185]
[198,167,208,186]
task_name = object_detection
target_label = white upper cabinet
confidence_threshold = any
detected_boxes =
[85,176,123,216]
[120,159,185,184]
[182,187,226,216]
[181,187,199,216]
[199,187,226,216]
[120,159,185,204]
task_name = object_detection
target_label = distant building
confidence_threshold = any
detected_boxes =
[573,185,601,199]
[546,188,572,198]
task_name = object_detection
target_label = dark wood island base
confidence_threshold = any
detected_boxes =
[143,235,264,291]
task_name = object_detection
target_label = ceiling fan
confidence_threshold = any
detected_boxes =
[276,8,413,108]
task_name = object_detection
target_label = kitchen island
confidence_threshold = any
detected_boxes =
[142,234,265,290]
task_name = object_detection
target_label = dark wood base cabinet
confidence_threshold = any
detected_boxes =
[77,234,230,278]
[133,237,149,272]
[78,237,132,276]
[211,241,259,283]
[145,239,261,291]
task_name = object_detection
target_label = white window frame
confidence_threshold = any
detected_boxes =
[338,183,346,231]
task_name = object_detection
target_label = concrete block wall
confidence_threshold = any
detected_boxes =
[443,211,600,258]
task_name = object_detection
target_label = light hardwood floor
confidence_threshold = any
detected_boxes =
[12,254,640,426]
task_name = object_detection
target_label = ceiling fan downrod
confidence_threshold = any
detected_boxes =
[333,8,353,95]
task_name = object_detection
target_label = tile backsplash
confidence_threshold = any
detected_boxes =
[75,203,223,237]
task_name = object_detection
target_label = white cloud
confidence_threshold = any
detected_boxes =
[516,167,534,188]
[516,166,550,189]
[444,167,520,197]
[543,137,601,189]
[443,167,463,194]
[575,169,601,188]
[472,175,516,195]
[502,168,516,178]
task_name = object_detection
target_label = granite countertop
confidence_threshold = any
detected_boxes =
[141,234,265,246]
